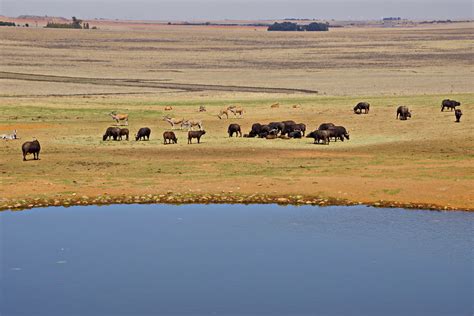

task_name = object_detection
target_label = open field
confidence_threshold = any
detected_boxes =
[0,22,473,210]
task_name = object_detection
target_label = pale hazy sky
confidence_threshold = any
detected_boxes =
[1,0,472,20]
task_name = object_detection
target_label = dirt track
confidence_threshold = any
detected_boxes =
[0,71,318,94]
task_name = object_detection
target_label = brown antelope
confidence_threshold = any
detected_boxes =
[182,119,203,131]
[229,106,244,118]
[217,109,231,119]
[163,116,185,129]
[270,103,279,108]
[164,106,173,111]
[109,112,129,125]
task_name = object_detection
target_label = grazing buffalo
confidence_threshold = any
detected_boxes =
[228,124,242,137]
[22,139,41,161]
[318,123,335,130]
[281,123,297,135]
[327,126,350,142]
[188,130,206,144]
[397,106,411,120]
[441,99,460,112]
[281,120,296,126]
[136,127,151,141]
[119,128,129,141]
[258,125,272,138]
[103,127,121,141]
[248,123,263,137]
[163,131,178,144]
[268,122,285,134]
[354,102,370,114]
[288,130,302,139]
[307,130,330,145]
[294,123,306,136]
[455,109,463,123]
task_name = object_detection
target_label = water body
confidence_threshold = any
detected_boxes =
[1,204,472,316]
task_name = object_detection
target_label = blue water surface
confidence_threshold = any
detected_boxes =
[1,204,472,316]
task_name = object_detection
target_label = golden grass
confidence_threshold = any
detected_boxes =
[0,22,473,210]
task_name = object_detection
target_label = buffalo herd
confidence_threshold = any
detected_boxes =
[16,99,465,160]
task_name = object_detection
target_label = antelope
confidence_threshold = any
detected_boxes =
[1,129,18,140]
[229,106,244,118]
[164,106,173,111]
[109,112,129,125]
[163,116,185,129]
[217,109,231,119]
[182,119,203,131]
[270,103,279,108]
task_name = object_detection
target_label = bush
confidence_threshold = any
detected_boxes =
[45,16,86,29]
[268,22,302,31]
[305,22,329,31]
[268,21,328,32]
[0,21,16,27]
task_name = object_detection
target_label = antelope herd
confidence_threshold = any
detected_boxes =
[1,99,466,161]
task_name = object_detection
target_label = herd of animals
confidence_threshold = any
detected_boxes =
[2,99,464,161]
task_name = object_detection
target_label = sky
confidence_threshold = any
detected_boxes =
[1,0,472,21]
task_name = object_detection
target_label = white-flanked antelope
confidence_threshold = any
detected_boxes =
[182,119,203,131]
[163,116,185,129]
[109,112,129,125]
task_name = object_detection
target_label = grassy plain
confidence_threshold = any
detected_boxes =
[0,22,473,210]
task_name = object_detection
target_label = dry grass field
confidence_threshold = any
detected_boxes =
[0,22,473,210]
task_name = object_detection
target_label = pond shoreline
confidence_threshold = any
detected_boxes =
[0,193,471,212]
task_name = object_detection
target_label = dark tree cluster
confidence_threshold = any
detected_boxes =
[45,16,91,29]
[0,21,16,27]
[268,22,328,32]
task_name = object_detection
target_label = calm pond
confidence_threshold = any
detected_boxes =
[1,204,472,316]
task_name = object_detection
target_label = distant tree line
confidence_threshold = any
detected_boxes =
[45,16,92,29]
[0,21,16,27]
[268,22,329,32]
[383,17,401,21]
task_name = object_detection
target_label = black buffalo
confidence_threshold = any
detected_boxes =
[327,126,350,142]
[282,122,305,136]
[103,127,121,141]
[288,130,302,139]
[22,139,41,161]
[258,125,273,138]
[119,128,129,141]
[228,124,242,137]
[163,131,177,144]
[247,123,262,137]
[441,99,460,112]
[455,109,463,123]
[307,130,330,145]
[318,123,335,130]
[397,106,411,120]
[188,130,206,144]
[135,127,151,141]
[354,102,370,114]
[268,122,285,134]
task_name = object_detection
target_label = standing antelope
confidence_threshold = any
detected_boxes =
[217,109,231,119]
[163,116,185,129]
[229,106,244,118]
[182,119,203,131]
[109,112,129,125]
